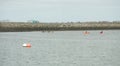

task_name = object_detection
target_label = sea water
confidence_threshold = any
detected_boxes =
[0,30,120,66]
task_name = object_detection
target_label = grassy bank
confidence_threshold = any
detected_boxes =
[0,22,120,32]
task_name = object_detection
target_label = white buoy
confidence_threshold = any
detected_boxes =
[22,43,27,47]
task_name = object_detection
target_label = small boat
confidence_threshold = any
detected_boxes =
[100,31,103,34]
[83,31,90,34]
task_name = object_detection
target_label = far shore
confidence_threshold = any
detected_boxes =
[0,21,120,32]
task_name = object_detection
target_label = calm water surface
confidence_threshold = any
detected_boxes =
[0,30,120,66]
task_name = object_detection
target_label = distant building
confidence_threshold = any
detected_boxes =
[27,20,39,23]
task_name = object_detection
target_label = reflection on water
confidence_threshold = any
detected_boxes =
[0,30,120,66]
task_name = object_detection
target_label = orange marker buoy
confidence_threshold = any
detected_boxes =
[83,31,90,35]
[26,43,31,48]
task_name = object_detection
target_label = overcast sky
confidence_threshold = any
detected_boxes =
[0,0,120,22]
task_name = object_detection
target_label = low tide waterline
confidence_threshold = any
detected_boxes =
[0,30,120,66]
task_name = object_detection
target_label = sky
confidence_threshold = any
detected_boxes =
[0,0,120,22]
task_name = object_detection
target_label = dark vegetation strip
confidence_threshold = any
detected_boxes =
[0,22,120,32]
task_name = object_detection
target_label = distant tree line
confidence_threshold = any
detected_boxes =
[0,21,120,32]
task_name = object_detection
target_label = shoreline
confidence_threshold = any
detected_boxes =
[0,22,120,32]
